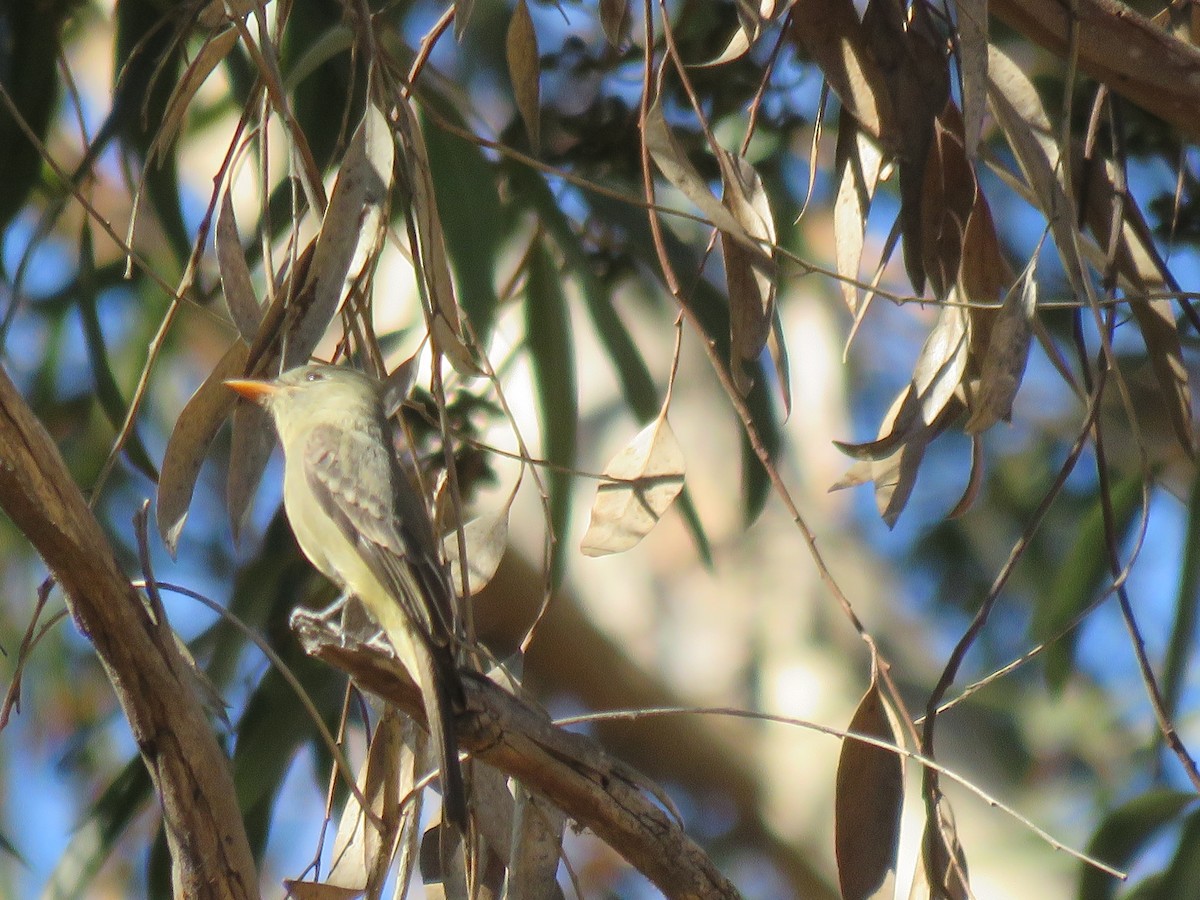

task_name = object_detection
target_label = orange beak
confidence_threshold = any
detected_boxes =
[225,378,280,405]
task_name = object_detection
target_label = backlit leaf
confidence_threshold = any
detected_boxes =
[507,0,541,154]
[581,413,685,557]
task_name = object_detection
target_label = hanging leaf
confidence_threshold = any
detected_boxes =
[508,787,567,899]
[581,413,685,557]
[525,238,577,583]
[833,121,883,313]
[600,0,632,49]
[395,100,477,375]
[721,152,778,396]
[835,667,904,900]
[215,186,261,343]
[965,256,1037,433]
[913,301,970,427]
[506,0,541,154]
[149,25,239,166]
[643,99,758,250]
[956,0,989,158]
[918,796,971,900]
[289,101,393,363]
[919,104,977,301]
[157,341,249,553]
[444,508,511,596]
[988,46,1089,302]
[788,0,892,140]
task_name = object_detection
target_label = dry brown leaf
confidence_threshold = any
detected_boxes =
[508,787,567,900]
[580,413,685,557]
[600,0,631,48]
[280,883,362,900]
[835,669,904,900]
[987,45,1088,301]
[215,187,261,342]
[444,508,510,596]
[721,152,778,396]
[643,99,757,251]
[919,104,977,301]
[956,0,989,158]
[507,0,541,154]
[289,102,393,363]
[324,713,408,895]
[789,0,892,140]
[150,26,239,167]
[157,341,249,553]
[958,189,1013,360]
[915,796,970,900]
[1079,157,1195,457]
[965,257,1036,433]
[866,0,950,296]
[913,300,970,427]
[833,122,883,313]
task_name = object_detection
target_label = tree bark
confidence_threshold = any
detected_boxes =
[0,366,258,899]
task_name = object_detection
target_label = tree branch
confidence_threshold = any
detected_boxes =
[994,0,1200,143]
[0,366,257,899]
[292,613,743,900]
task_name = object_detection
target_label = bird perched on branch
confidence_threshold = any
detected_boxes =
[226,364,467,830]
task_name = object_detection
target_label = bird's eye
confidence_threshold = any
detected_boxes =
[305,369,325,383]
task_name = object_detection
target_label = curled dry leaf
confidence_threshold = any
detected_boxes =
[697,0,777,66]
[1079,156,1194,458]
[581,413,685,557]
[835,669,904,900]
[327,713,407,895]
[506,0,541,154]
[721,152,778,396]
[215,186,261,342]
[916,795,970,900]
[965,259,1036,434]
[444,508,510,596]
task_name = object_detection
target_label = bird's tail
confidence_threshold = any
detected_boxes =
[409,635,468,832]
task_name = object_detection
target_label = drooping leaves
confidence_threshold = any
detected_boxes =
[835,667,904,900]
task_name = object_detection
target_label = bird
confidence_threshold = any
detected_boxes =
[226,364,467,831]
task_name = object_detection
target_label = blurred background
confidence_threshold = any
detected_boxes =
[1,1,1199,897]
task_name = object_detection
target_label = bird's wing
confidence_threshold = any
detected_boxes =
[302,421,456,649]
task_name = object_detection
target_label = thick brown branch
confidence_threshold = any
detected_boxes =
[994,0,1200,143]
[0,367,257,899]
[292,614,743,900]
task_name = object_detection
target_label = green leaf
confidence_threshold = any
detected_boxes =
[1032,474,1142,691]
[525,236,577,585]
[421,105,505,343]
[76,226,158,482]
[1161,478,1200,729]
[1150,806,1200,900]
[0,1,70,233]
[114,0,189,262]
[1078,789,1195,900]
